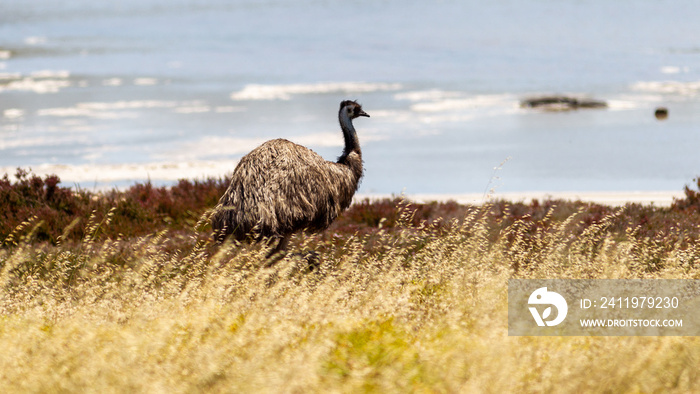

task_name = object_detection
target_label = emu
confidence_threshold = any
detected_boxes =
[211,100,369,263]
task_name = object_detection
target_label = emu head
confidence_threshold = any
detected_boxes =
[340,100,370,119]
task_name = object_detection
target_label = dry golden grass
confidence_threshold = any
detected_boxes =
[1,201,699,393]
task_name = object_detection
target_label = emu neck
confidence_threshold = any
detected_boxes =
[337,110,363,183]
[338,110,361,161]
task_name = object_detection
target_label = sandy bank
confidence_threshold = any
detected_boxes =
[355,191,685,207]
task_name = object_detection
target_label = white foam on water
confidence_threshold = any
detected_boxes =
[0,70,71,94]
[78,100,182,110]
[0,78,71,94]
[0,72,21,80]
[410,94,520,113]
[391,91,523,125]
[174,106,211,114]
[0,134,88,150]
[631,80,700,96]
[38,106,138,120]
[393,89,463,102]
[215,106,245,113]
[24,36,47,45]
[230,82,403,101]
[605,93,669,110]
[0,50,11,60]
[37,100,194,119]
[30,70,70,79]
[416,113,480,124]
[0,161,240,186]
[3,109,24,119]
[606,100,639,111]
[660,66,681,74]
[102,78,123,86]
[399,94,522,126]
[133,78,158,86]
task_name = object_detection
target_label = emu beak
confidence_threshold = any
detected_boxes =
[358,110,370,117]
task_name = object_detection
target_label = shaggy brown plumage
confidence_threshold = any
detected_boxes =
[211,100,369,259]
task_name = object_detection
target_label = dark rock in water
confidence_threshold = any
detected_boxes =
[654,107,668,120]
[521,96,607,111]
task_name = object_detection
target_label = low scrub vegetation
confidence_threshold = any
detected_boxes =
[1,170,700,392]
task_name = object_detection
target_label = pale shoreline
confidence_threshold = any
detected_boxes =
[355,191,685,207]
[1,165,686,207]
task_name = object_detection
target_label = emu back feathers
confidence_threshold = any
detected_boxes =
[211,138,362,240]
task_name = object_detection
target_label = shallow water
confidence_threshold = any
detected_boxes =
[1,0,700,194]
